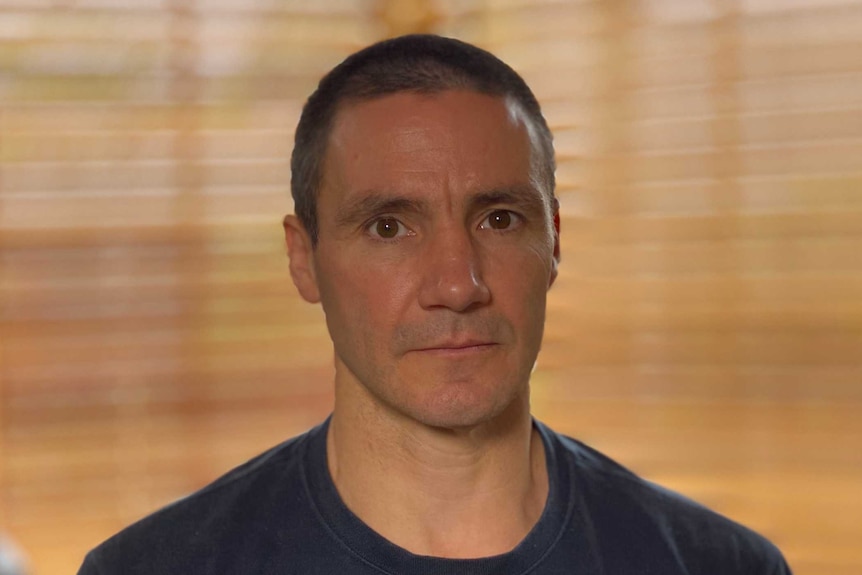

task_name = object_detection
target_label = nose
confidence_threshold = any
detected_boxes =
[417,227,491,312]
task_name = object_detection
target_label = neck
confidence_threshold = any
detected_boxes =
[326,370,548,558]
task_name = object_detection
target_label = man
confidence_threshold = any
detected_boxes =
[79,35,791,574]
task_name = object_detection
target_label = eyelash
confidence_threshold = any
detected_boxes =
[365,216,412,241]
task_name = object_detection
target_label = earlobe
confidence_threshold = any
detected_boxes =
[283,215,321,303]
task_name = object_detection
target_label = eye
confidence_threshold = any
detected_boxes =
[480,210,520,231]
[368,217,409,239]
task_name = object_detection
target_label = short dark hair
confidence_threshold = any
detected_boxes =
[290,34,556,245]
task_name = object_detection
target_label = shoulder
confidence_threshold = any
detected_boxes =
[540,423,792,574]
[78,425,321,575]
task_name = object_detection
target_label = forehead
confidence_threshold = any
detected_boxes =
[320,90,537,202]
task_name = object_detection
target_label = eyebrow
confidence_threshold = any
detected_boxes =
[468,185,547,215]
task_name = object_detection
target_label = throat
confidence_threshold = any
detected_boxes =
[326,414,549,558]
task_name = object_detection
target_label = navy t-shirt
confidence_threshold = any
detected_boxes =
[78,419,792,574]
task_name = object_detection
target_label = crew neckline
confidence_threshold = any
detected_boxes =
[301,417,574,575]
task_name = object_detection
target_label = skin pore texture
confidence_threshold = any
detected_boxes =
[284,90,560,558]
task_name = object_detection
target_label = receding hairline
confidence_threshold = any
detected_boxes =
[319,88,554,200]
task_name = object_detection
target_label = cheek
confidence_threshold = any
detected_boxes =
[332,249,418,308]
[317,260,408,346]
[488,251,551,333]
[488,241,553,292]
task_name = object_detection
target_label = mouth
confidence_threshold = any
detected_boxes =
[412,341,499,355]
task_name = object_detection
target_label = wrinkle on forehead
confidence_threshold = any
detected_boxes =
[389,125,448,155]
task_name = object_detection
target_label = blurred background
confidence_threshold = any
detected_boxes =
[1,0,861,573]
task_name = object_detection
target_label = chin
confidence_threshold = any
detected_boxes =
[396,380,525,432]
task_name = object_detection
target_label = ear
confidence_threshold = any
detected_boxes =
[283,215,321,303]
[548,197,561,289]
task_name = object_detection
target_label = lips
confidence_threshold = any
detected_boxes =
[393,319,511,356]
[412,340,498,353]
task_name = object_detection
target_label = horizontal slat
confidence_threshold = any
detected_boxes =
[2,102,300,131]
[1,243,286,285]
[467,2,605,47]
[740,3,862,45]
[632,73,862,118]
[2,73,326,102]
[562,211,862,243]
[565,238,862,275]
[533,365,862,401]
[566,175,862,215]
[626,141,862,181]
[0,1,368,16]
[539,332,862,366]
[536,399,862,464]
[3,342,333,385]
[551,273,862,306]
[737,72,862,113]
[0,220,273,248]
[546,302,862,332]
[1,130,291,163]
[740,42,862,80]
[631,108,862,150]
[631,4,862,56]
[631,44,862,89]
[2,159,288,193]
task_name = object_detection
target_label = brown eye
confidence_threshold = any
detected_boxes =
[374,218,401,238]
[486,210,512,230]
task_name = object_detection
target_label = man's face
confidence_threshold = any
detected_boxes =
[287,90,559,430]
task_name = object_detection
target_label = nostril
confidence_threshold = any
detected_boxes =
[419,261,490,312]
